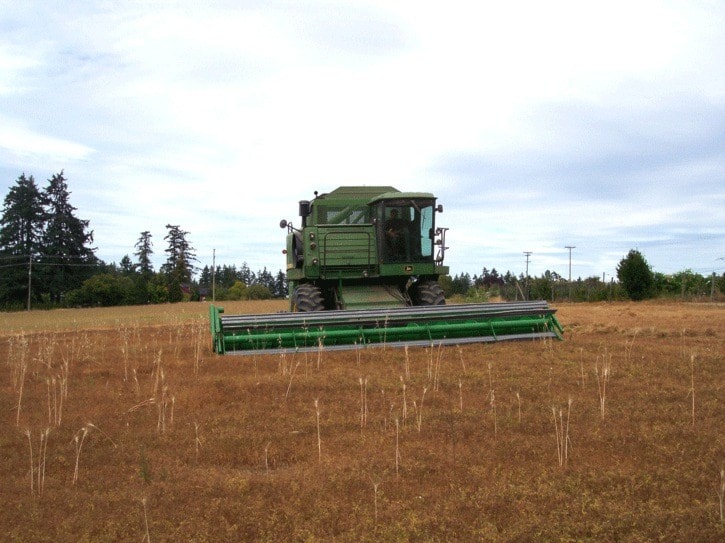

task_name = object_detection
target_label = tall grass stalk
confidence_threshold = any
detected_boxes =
[193,324,204,376]
[404,345,411,380]
[359,377,368,429]
[426,345,434,381]
[86,422,117,448]
[553,398,572,468]
[120,325,129,381]
[264,442,271,475]
[285,360,301,400]
[45,374,64,427]
[595,351,611,419]
[516,392,522,424]
[624,330,638,364]
[314,398,322,463]
[72,425,90,485]
[316,338,324,369]
[59,356,69,423]
[194,422,202,463]
[395,417,400,479]
[141,497,151,543]
[15,345,29,426]
[278,351,289,376]
[718,467,724,523]
[8,334,23,386]
[151,349,163,396]
[46,377,55,425]
[157,385,169,434]
[372,479,380,523]
[132,368,141,397]
[24,429,34,495]
[433,342,443,392]
[416,387,428,432]
[37,428,51,496]
[490,389,497,440]
[456,345,467,374]
[689,353,696,428]
[459,379,463,413]
[37,333,55,369]
[400,377,408,424]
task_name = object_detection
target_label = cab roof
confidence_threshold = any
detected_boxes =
[315,186,436,204]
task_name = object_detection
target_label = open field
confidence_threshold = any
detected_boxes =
[1,301,723,542]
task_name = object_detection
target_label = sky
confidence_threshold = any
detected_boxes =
[1,0,723,281]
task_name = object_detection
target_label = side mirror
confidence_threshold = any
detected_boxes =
[280,219,288,229]
[436,204,443,213]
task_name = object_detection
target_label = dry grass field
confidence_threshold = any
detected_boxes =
[1,300,723,542]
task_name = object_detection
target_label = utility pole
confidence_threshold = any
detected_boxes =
[711,272,716,301]
[523,251,532,300]
[565,246,575,301]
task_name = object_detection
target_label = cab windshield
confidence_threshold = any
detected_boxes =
[379,200,435,263]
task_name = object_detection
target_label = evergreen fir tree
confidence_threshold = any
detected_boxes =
[275,270,287,298]
[616,249,654,301]
[0,174,45,306]
[161,224,196,301]
[41,171,97,303]
[134,230,154,278]
[119,255,136,275]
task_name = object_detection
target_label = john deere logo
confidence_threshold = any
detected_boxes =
[404,265,413,273]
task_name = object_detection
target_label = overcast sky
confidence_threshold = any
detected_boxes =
[1,0,723,281]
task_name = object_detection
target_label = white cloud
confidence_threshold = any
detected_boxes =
[0,0,723,278]
[0,116,94,164]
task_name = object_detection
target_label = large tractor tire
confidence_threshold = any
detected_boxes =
[411,280,446,306]
[292,284,325,312]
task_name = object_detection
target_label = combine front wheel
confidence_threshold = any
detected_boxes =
[412,280,445,306]
[292,284,325,312]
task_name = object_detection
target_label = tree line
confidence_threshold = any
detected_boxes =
[0,172,96,308]
[0,173,285,309]
[441,250,724,303]
[1,173,722,309]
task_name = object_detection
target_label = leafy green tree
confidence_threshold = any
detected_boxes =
[226,280,248,300]
[616,249,654,301]
[438,274,454,298]
[41,171,97,303]
[65,273,135,307]
[247,284,272,300]
[0,174,45,306]
[148,273,169,303]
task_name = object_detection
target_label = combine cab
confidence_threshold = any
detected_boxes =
[210,186,562,355]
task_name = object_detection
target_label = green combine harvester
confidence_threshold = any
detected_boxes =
[210,186,562,355]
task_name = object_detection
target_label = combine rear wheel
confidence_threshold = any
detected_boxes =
[292,284,325,312]
[412,280,445,306]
